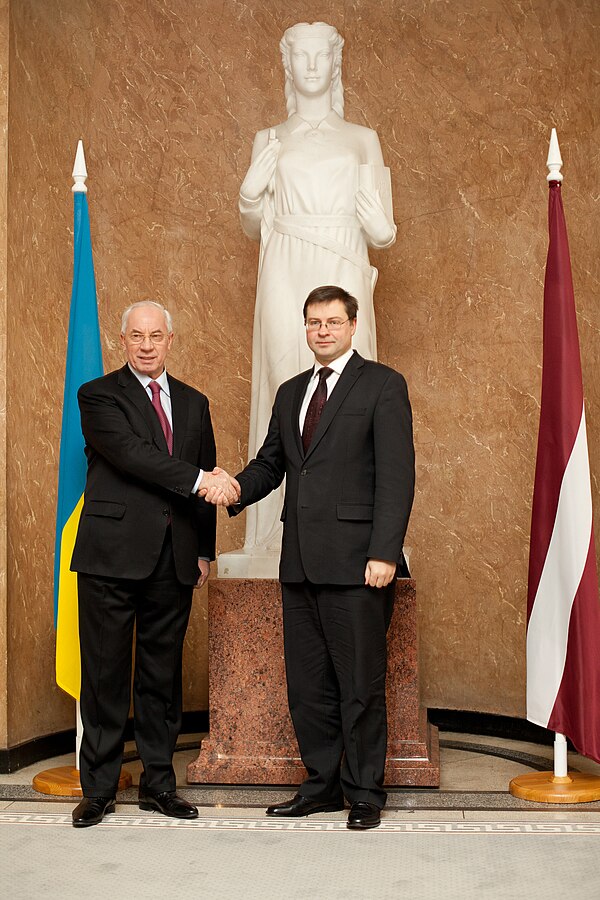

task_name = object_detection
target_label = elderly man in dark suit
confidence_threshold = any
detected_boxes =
[213,285,414,829]
[70,300,237,828]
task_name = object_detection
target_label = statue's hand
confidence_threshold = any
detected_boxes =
[240,140,280,202]
[356,188,396,247]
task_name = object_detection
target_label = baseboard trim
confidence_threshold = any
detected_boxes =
[0,710,209,774]
[428,709,557,747]
[1,709,557,775]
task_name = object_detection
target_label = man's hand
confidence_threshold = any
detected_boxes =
[364,559,397,589]
[196,559,210,589]
[198,467,241,506]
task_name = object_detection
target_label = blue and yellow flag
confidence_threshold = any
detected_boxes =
[54,188,103,699]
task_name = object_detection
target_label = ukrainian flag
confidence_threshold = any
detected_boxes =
[55,178,103,699]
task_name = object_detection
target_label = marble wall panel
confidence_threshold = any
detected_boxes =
[4,0,600,746]
[0,0,7,748]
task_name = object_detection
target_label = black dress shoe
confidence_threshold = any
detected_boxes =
[72,796,116,828]
[138,789,198,819]
[347,801,381,830]
[266,793,345,817]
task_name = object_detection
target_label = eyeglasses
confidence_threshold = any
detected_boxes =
[126,331,168,345]
[305,318,351,332]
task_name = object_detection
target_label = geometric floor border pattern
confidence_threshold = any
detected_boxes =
[3,812,600,833]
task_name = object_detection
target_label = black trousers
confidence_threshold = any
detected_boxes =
[281,580,395,809]
[77,531,194,797]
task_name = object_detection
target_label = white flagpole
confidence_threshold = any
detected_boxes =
[72,138,88,193]
[545,129,570,785]
[554,732,568,779]
[546,127,563,183]
[72,139,87,773]
[76,702,84,769]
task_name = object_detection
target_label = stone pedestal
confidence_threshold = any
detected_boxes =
[217,548,280,580]
[187,578,439,787]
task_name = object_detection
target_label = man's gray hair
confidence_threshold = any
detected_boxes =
[121,300,173,334]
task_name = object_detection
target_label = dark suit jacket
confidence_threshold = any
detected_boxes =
[71,364,216,585]
[232,351,415,584]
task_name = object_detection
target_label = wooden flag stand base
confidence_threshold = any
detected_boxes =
[32,766,132,797]
[509,771,600,804]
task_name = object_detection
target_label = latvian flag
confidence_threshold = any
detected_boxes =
[526,177,600,763]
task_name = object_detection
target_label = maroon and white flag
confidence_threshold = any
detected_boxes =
[526,178,600,763]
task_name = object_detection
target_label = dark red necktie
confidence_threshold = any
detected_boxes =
[149,380,173,455]
[302,367,332,454]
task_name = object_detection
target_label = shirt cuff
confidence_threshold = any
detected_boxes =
[192,470,204,495]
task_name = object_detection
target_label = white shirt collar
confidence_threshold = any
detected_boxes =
[313,347,354,378]
[128,363,170,396]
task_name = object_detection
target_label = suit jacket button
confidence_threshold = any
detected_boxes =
[162,508,169,516]
[300,469,307,476]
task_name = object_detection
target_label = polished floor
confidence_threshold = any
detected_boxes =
[2,732,600,899]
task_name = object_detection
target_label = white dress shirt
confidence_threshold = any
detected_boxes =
[299,348,355,434]
[128,364,204,494]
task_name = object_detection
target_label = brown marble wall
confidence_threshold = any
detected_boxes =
[0,0,7,748]
[2,0,600,747]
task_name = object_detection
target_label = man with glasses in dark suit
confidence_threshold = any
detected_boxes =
[209,285,414,829]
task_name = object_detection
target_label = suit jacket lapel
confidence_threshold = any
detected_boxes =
[117,364,168,453]
[292,369,313,459]
[303,351,365,461]
[169,376,189,458]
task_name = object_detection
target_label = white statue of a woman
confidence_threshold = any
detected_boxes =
[233,22,396,569]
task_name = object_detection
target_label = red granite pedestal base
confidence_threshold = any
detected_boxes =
[187,578,439,787]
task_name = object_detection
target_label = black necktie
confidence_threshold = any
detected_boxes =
[302,367,332,454]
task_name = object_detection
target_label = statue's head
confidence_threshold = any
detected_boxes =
[280,22,344,119]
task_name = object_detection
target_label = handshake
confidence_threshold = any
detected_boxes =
[198,467,241,507]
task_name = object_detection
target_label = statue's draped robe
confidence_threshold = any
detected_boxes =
[241,112,380,551]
